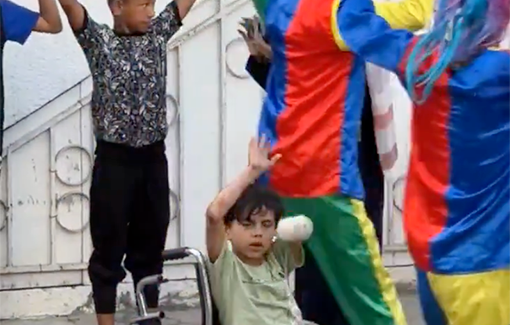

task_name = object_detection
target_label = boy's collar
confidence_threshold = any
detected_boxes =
[112,20,146,37]
[113,29,146,37]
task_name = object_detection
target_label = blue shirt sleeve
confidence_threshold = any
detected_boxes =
[337,0,415,73]
[2,0,40,44]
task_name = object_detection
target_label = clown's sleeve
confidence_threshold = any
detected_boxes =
[333,0,428,74]
[366,63,399,172]
[372,0,433,32]
[246,56,271,89]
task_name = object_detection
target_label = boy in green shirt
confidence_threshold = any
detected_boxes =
[206,137,313,325]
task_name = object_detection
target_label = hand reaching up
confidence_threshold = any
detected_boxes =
[238,16,272,60]
[248,135,281,174]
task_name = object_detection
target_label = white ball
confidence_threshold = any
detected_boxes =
[277,215,313,241]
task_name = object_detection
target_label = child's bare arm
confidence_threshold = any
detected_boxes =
[275,215,313,268]
[150,0,197,42]
[33,0,62,33]
[206,166,261,262]
[57,0,86,32]
[2,0,61,43]
[175,0,197,21]
[287,242,304,266]
[272,240,304,274]
[206,137,281,262]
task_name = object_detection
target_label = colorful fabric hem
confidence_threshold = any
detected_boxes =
[417,267,510,325]
[282,195,406,325]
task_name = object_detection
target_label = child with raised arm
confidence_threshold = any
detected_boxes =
[0,0,62,166]
[206,137,314,325]
[56,0,197,324]
[1,0,62,41]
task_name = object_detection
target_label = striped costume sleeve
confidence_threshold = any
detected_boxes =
[365,63,398,172]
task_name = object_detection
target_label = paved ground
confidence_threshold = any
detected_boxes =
[0,291,424,325]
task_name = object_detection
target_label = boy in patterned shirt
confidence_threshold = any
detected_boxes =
[57,1,197,324]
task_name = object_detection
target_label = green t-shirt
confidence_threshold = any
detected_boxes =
[209,240,304,325]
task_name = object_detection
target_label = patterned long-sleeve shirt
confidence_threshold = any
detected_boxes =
[75,2,182,147]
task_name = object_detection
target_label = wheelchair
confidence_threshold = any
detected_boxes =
[130,247,220,325]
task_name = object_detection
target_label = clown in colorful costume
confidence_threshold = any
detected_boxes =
[252,0,433,324]
[335,0,510,324]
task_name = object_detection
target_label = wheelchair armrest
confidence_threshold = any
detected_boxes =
[162,247,190,261]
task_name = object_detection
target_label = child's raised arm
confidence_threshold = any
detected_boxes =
[174,0,197,21]
[206,137,281,262]
[150,0,198,42]
[57,0,86,32]
[34,0,63,33]
[2,0,62,45]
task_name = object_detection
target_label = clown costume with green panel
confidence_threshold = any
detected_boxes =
[248,0,434,324]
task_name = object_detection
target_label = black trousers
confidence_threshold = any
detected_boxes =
[88,140,170,314]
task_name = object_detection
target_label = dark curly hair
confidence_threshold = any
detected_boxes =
[224,184,284,226]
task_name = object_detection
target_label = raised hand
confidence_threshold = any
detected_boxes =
[248,135,281,173]
[33,0,62,34]
[238,16,272,60]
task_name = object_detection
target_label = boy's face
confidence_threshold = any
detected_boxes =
[226,209,277,265]
[111,0,156,33]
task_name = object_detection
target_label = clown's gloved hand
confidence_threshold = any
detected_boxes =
[276,215,313,242]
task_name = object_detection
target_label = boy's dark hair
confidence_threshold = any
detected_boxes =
[224,184,284,226]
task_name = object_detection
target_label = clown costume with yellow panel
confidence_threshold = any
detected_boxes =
[246,0,434,324]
